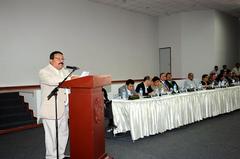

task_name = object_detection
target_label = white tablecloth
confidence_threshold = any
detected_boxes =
[112,86,240,141]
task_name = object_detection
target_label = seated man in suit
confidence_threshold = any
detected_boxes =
[208,72,218,86]
[201,74,210,88]
[225,69,234,85]
[216,73,229,86]
[147,76,161,95]
[220,64,228,73]
[184,73,198,89]
[135,76,153,96]
[159,73,169,92]
[102,88,116,132]
[210,65,219,76]
[165,72,179,91]
[118,79,138,99]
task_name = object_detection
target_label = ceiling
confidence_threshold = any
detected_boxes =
[89,0,240,17]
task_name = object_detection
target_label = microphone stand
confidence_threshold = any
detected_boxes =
[47,68,77,159]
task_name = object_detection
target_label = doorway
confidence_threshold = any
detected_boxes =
[159,47,171,74]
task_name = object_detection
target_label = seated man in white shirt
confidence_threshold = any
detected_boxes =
[118,79,138,99]
[184,73,198,89]
[232,62,240,77]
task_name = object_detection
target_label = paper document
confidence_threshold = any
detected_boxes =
[80,71,89,77]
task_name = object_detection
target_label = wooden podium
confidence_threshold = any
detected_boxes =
[61,75,113,159]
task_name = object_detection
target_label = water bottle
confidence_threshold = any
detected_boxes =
[155,88,159,96]
[169,88,173,95]
[198,83,202,90]
[139,88,143,97]
[190,84,193,89]
[218,81,221,88]
[173,84,177,93]
[160,87,164,96]
[122,90,127,100]
[221,80,225,87]
[211,82,214,88]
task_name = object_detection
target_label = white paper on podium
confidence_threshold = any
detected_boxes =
[80,71,89,77]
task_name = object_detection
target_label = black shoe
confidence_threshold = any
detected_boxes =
[63,155,70,159]
[108,124,117,129]
[106,127,113,133]
[106,124,117,133]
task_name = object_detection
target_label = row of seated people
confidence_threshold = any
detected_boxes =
[190,65,239,89]
[210,63,240,78]
[106,63,239,131]
[118,72,179,98]
[118,69,240,99]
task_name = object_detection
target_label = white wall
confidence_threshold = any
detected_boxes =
[214,11,239,69]
[239,20,240,61]
[158,10,239,79]
[19,90,41,120]
[0,0,159,87]
[181,10,215,79]
[158,14,182,77]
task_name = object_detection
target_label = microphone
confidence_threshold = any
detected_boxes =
[66,66,79,70]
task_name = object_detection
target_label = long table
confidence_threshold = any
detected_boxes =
[112,86,240,141]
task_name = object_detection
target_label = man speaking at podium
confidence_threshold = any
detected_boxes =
[39,51,75,159]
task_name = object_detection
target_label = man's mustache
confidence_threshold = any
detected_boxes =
[59,62,64,65]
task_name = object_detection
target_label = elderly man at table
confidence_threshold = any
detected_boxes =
[232,72,239,83]
[118,79,138,98]
[183,73,198,89]
[159,73,169,92]
[232,62,240,77]
[135,76,153,96]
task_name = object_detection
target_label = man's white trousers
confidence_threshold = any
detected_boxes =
[42,111,69,159]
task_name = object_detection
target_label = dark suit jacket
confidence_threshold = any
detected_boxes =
[136,82,153,96]
[165,80,179,90]
[147,86,154,94]
[201,81,210,86]
[102,88,113,119]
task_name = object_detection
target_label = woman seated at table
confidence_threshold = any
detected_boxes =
[201,74,210,88]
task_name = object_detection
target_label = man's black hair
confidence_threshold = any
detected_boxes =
[159,73,165,78]
[166,72,171,77]
[143,76,150,82]
[126,79,134,85]
[202,74,208,79]
[152,76,160,82]
[49,51,63,60]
